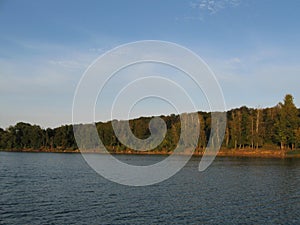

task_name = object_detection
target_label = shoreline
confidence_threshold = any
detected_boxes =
[1,149,300,159]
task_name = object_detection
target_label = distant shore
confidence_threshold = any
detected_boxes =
[1,148,300,159]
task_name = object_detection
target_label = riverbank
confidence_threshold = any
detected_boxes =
[1,148,300,158]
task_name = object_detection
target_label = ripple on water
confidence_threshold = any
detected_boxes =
[0,153,300,224]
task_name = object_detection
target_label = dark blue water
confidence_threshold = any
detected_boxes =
[1,152,300,224]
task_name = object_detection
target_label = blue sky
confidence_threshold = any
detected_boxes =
[1,0,300,128]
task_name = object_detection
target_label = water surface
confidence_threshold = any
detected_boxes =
[1,152,299,224]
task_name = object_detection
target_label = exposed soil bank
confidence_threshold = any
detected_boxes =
[1,148,300,158]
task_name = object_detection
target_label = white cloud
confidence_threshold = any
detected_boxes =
[0,50,97,128]
[229,57,241,64]
[191,0,241,14]
[88,47,107,53]
[206,49,300,109]
[48,59,88,70]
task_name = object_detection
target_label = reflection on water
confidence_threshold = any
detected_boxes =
[0,152,300,224]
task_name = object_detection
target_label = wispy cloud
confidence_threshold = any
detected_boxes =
[0,34,124,128]
[191,0,241,14]
[205,47,300,109]
[48,58,89,70]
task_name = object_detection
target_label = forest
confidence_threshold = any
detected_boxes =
[1,94,300,153]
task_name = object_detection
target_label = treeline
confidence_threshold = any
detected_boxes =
[1,94,300,152]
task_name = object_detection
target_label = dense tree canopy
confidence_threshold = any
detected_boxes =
[0,95,299,152]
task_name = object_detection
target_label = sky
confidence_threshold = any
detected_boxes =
[1,0,300,128]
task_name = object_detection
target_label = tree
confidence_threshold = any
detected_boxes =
[229,110,242,149]
[197,113,206,150]
[275,94,299,150]
[0,94,299,153]
[254,108,263,149]
[295,127,300,149]
[263,107,278,148]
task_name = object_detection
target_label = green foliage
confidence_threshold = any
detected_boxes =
[274,94,299,149]
[0,94,299,152]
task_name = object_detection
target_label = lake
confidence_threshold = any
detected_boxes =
[0,152,300,224]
